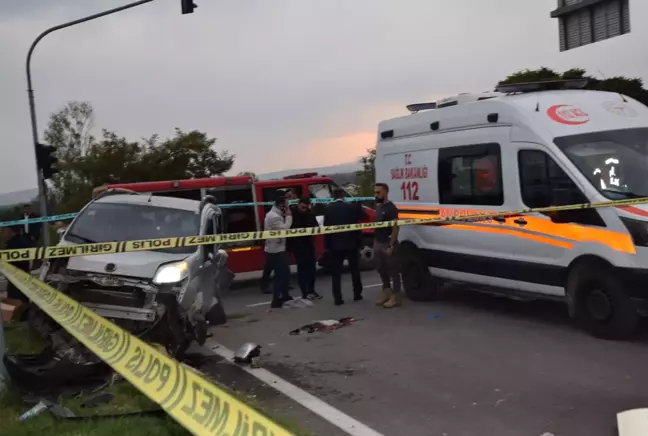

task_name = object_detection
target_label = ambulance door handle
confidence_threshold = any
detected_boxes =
[493,216,506,224]
[514,218,527,226]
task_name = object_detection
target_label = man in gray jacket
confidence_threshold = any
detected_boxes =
[264,193,294,308]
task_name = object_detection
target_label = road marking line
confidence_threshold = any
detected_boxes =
[247,301,271,307]
[207,341,386,436]
[245,284,382,307]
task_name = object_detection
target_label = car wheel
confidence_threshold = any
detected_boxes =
[568,264,638,340]
[399,242,439,302]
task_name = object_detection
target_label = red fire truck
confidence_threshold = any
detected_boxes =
[106,173,376,274]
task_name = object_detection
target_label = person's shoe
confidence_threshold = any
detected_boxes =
[383,292,402,309]
[270,300,283,309]
[306,292,323,301]
[334,300,345,306]
[353,294,363,301]
[376,288,392,306]
[281,295,294,303]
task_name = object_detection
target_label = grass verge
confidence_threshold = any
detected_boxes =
[1,323,311,436]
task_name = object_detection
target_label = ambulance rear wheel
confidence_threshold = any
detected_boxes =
[569,265,638,340]
[399,242,439,302]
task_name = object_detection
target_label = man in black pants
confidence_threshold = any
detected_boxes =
[288,196,322,300]
[260,189,296,294]
[323,188,368,305]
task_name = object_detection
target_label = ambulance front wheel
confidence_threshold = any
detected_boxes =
[399,242,439,302]
[568,263,639,340]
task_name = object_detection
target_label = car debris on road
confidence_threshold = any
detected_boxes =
[289,317,358,335]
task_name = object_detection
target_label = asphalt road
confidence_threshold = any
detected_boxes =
[205,268,648,436]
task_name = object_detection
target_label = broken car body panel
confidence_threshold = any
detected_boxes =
[37,191,232,358]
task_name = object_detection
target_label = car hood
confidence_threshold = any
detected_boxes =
[61,241,189,279]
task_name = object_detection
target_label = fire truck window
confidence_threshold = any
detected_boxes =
[151,189,202,201]
[205,187,257,237]
[261,187,303,216]
[438,143,504,206]
[308,183,333,216]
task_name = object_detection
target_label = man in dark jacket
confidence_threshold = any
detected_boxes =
[323,188,368,305]
[288,196,322,301]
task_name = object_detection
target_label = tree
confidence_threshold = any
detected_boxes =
[140,129,234,181]
[499,67,648,106]
[237,171,258,181]
[356,148,376,197]
[43,102,235,213]
[43,101,95,154]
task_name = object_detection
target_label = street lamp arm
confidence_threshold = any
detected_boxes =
[26,0,155,93]
[25,0,155,248]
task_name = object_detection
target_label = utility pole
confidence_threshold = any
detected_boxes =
[26,0,201,246]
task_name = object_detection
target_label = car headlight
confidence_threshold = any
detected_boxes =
[153,261,189,285]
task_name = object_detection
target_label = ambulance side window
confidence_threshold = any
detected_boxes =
[438,143,504,206]
[518,150,605,226]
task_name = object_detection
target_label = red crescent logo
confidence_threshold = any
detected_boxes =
[547,104,590,125]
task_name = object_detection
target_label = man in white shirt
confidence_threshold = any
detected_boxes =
[264,193,294,308]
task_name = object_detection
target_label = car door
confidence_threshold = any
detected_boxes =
[183,206,221,316]
[421,128,525,285]
[495,145,607,295]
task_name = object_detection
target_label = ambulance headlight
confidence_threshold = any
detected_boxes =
[621,217,648,247]
[153,261,189,284]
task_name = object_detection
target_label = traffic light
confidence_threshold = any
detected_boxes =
[36,143,59,180]
[181,0,197,14]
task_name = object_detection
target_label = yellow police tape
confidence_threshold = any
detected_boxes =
[2,196,648,263]
[0,261,293,436]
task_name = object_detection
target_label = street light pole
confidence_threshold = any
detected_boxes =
[26,0,156,247]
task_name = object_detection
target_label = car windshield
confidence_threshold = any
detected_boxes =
[554,128,648,200]
[66,202,200,254]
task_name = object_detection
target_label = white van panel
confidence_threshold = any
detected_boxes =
[378,148,437,204]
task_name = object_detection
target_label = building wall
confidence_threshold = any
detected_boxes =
[553,0,631,51]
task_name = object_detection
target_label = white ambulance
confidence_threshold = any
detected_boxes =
[375,79,648,340]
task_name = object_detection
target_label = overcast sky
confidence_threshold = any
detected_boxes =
[1,0,646,194]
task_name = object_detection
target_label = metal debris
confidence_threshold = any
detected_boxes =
[289,317,357,335]
[233,342,261,365]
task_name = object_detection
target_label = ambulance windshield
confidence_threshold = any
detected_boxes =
[555,128,648,200]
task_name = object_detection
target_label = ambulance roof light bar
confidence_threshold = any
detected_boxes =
[495,78,589,94]
[406,102,438,114]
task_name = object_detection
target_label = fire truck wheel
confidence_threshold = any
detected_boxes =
[399,242,439,302]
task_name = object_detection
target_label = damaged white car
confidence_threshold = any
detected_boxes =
[34,190,233,358]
